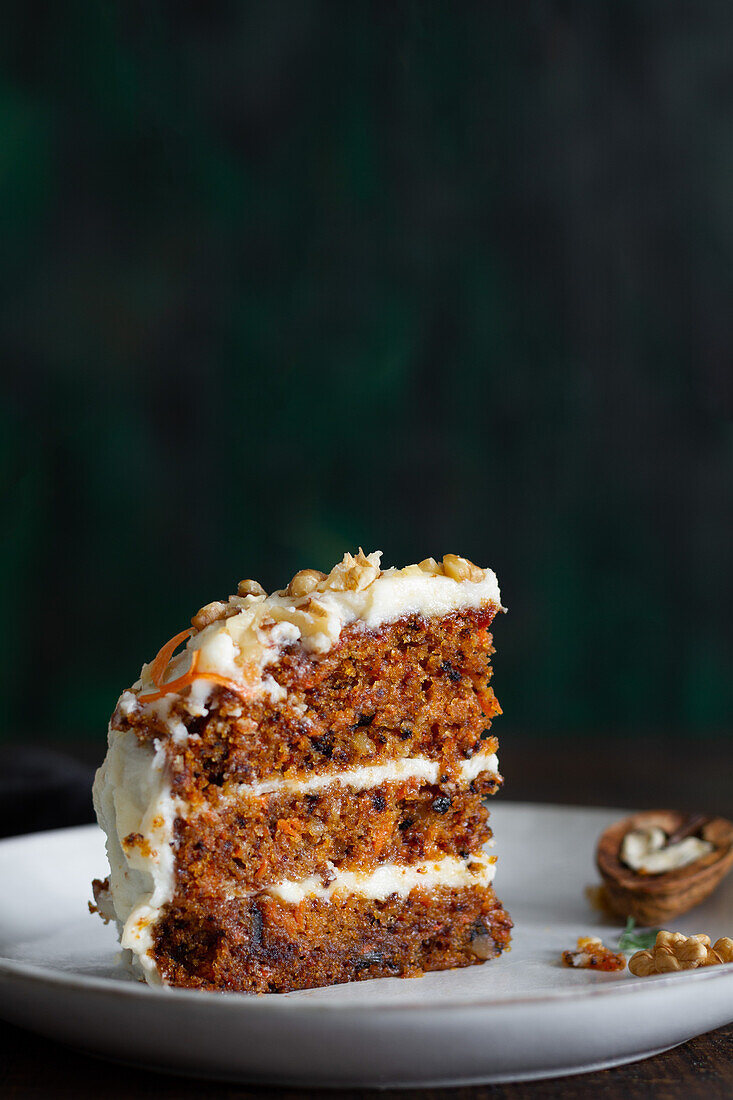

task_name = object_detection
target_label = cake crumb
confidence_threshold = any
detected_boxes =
[562,936,627,971]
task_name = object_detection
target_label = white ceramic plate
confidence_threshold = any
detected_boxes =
[1,803,732,1088]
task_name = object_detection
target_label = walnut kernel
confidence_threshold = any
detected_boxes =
[678,938,709,967]
[655,930,686,948]
[714,937,733,963]
[629,930,721,975]
[628,950,656,976]
[325,550,381,592]
[287,569,327,597]
[442,554,484,583]
[469,933,496,960]
[237,579,266,598]
[191,601,229,631]
[418,557,443,574]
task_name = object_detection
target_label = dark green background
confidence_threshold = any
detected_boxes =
[2,2,731,744]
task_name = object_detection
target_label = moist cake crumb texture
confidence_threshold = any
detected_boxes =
[92,551,511,992]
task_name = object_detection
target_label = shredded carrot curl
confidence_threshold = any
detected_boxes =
[197,669,250,695]
[138,651,201,702]
[138,650,245,703]
[148,628,194,687]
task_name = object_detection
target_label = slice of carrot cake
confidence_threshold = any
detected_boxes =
[92,551,511,992]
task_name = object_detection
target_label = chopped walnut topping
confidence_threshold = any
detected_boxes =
[237,579,267,598]
[629,930,733,975]
[287,569,327,597]
[306,598,332,621]
[442,554,485,583]
[418,557,444,574]
[562,936,627,971]
[469,932,496,960]
[325,550,381,592]
[191,601,230,631]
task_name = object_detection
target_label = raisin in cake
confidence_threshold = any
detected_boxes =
[92,551,511,992]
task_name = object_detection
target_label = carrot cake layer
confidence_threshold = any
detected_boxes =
[92,551,510,991]
[113,606,502,783]
[153,883,512,993]
[172,769,499,896]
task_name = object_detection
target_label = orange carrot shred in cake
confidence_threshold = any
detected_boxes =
[138,650,246,703]
[137,659,199,703]
[149,628,194,687]
[92,550,511,993]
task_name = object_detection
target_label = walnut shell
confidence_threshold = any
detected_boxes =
[596,810,733,926]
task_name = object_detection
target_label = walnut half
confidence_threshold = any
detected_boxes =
[628,930,733,975]
[596,810,733,926]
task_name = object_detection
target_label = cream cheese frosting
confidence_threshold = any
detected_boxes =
[92,729,181,984]
[265,850,497,905]
[135,551,502,705]
[232,751,500,799]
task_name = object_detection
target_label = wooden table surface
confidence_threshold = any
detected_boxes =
[2,734,733,1098]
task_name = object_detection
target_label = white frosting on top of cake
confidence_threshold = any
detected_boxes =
[135,551,502,705]
[265,850,497,905]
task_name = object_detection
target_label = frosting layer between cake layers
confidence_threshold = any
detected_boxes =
[267,852,497,904]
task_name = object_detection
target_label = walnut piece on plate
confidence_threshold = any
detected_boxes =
[629,931,733,976]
